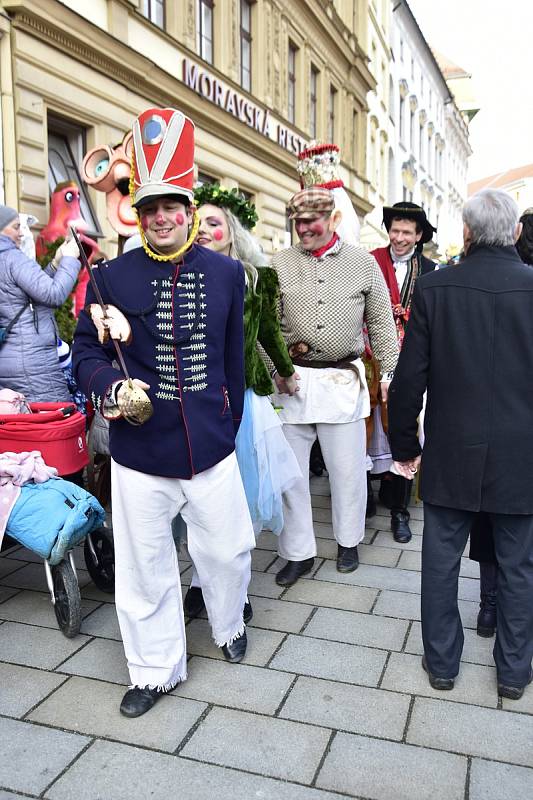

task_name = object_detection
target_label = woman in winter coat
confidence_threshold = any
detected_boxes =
[0,205,80,402]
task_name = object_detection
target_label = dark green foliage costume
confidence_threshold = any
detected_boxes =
[245,267,294,395]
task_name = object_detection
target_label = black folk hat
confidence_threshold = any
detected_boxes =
[382,201,436,244]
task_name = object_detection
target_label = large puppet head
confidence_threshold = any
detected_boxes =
[297,141,360,246]
[82,131,137,238]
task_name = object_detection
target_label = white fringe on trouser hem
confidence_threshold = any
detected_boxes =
[129,677,184,693]
[215,622,246,648]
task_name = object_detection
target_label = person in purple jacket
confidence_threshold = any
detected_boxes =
[72,107,255,718]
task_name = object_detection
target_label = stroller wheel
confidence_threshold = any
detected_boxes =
[52,560,82,638]
[84,527,115,593]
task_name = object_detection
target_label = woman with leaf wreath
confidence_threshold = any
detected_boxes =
[183,184,301,621]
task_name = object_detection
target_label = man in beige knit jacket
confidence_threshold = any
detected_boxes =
[271,187,398,586]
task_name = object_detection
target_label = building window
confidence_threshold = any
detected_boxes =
[47,117,101,238]
[197,0,213,64]
[352,109,359,165]
[240,0,252,92]
[195,172,218,187]
[399,93,405,143]
[328,85,337,142]
[141,0,164,27]
[288,42,297,124]
[310,65,319,138]
[410,109,415,151]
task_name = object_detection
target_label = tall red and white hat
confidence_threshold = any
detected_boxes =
[131,107,195,207]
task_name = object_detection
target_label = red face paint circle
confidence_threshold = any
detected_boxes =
[213,228,224,241]
[174,212,185,226]
[309,221,325,236]
[140,214,148,230]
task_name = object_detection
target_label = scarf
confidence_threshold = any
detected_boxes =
[372,246,421,348]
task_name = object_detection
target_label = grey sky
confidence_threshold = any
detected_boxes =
[406,0,533,181]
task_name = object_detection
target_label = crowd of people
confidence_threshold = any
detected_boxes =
[1,103,532,717]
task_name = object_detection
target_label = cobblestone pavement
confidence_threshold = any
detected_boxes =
[1,475,532,799]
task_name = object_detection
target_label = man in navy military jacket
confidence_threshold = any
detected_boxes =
[388,189,533,701]
[73,107,255,718]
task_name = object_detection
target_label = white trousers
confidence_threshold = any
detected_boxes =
[111,453,255,689]
[278,420,367,561]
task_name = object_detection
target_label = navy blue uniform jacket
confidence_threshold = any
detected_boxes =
[72,244,245,479]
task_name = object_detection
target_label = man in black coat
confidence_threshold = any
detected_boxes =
[388,189,533,700]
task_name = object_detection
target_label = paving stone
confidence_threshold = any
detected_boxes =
[407,697,533,767]
[314,521,335,539]
[182,706,330,783]
[0,589,100,629]
[373,531,422,551]
[469,758,533,800]
[0,716,89,795]
[315,560,421,593]
[316,730,467,799]
[59,637,129,685]
[45,738,346,800]
[280,675,410,740]
[80,602,121,639]
[270,633,386,686]
[309,475,331,496]
[457,576,481,602]
[248,569,285,598]
[28,675,206,753]
[2,545,45,564]
[0,662,68,717]
[396,549,422,571]
[247,595,314,633]
[311,494,332,509]
[405,621,495,666]
[0,621,90,670]
[459,557,481,579]
[382,652,498,707]
[283,577,378,613]
[0,586,19,604]
[304,607,408,651]
[251,547,277,571]
[0,557,26,577]
[185,618,285,666]
[80,583,115,602]
[0,791,34,799]
[374,589,479,628]
[312,506,332,523]
[176,655,293,713]
[1,562,91,592]
[255,530,278,550]
[358,542,401,567]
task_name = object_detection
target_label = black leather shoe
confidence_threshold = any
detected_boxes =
[243,601,253,624]
[275,558,314,587]
[337,545,359,573]
[120,686,164,718]
[477,601,496,637]
[184,586,206,619]
[498,669,532,700]
[422,656,455,690]
[391,512,412,543]
[222,630,247,663]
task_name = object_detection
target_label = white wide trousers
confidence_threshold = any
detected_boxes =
[111,453,255,689]
[278,420,367,561]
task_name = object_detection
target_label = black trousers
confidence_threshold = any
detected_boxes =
[469,511,496,563]
[422,503,533,687]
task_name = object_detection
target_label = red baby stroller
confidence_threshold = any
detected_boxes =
[0,402,113,636]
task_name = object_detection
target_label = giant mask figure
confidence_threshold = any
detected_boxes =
[36,181,99,316]
[82,131,138,245]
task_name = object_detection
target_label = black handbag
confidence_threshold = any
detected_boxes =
[0,301,30,346]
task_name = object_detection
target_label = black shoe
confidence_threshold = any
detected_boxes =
[120,686,164,718]
[477,602,496,637]
[184,586,206,619]
[222,630,247,663]
[243,601,253,624]
[275,558,314,587]
[366,474,376,519]
[498,669,532,700]
[422,656,455,691]
[337,545,359,573]
[391,512,412,543]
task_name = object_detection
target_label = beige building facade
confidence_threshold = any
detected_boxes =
[0,0,376,256]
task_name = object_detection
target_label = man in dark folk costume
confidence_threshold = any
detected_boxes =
[73,107,255,718]
[270,187,398,587]
[369,202,436,542]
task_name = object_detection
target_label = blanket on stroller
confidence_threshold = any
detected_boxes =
[7,479,105,565]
